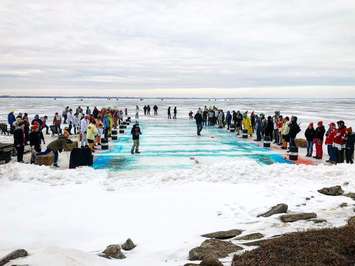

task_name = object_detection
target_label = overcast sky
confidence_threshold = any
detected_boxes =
[0,0,355,97]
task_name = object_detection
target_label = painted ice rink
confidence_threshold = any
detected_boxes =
[1,97,355,266]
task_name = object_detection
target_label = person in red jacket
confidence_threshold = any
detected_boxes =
[313,121,325,159]
[334,120,347,163]
[325,122,337,163]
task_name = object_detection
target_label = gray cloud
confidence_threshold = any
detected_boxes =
[0,0,355,96]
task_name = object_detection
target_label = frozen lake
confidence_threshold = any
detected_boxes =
[94,118,288,172]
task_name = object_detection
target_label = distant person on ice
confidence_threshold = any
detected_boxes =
[131,121,142,154]
[173,107,177,119]
[194,110,203,136]
[167,106,172,119]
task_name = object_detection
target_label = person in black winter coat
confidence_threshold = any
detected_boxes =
[131,122,142,154]
[13,119,25,162]
[194,111,204,136]
[264,116,274,141]
[313,121,326,159]
[304,122,315,157]
[29,124,45,152]
[345,127,355,164]
[288,116,301,148]
[29,123,45,163]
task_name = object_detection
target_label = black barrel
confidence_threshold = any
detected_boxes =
[242,129,248,138]
[289,146,298,161]
[263,136,271,148]
[111,129,118,140]
[101,138,109,150]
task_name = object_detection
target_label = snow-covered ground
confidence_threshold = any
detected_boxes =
[0,97,355,266]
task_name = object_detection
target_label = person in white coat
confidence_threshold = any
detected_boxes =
[80,115,89,147]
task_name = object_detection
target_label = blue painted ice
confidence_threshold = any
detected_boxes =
[94,118,289,171]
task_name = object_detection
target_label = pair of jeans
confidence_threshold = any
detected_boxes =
[196,123,203,135]
[131,139,140,153]
[327,145,336,162]
[346,148,354,163]
[306,140,313,156]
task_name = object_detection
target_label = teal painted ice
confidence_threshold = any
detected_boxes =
[93,119,290,171]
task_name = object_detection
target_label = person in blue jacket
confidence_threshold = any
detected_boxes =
[226,111,232,130]
[8,111,16,134]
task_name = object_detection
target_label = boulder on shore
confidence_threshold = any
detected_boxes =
[121,238,136,251]
[101,244,126,259]
[235,233,264,241]
[257,203,288,217]
[318,186,344,196]
[0,249,28,266]
[280,213,317,223]
[188,239,242,261]
[201,229,242,239]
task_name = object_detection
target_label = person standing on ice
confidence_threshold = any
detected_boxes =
[242,112,253,137]
[288,116,301,148]
[226,111,232,130]
[13,118,25,163]
[305,122,315,157]
[194,110,203,136]
[334,120,347,163]
[153,105,158,115]
[325,122,337,163]
[254,115,262,141]
[67,109,74,135]
[53,112,62,136]
[313,121,325,159]
[80,115,89,147]
[281,116,290,149]
[131,121,142,154]
[173,107,177,119]
[168,106,172,119]
[345,127,355,164]
[8,111,16,134]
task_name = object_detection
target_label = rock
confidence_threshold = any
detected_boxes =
[102,244,126,259]
[200,256,224,266]
[189,239,242,260]
[348,216,355,226]
[235,233,264,241]
[344,193,355,200]
[121,238,136,251]
[305,197,311,200]
[311,219,327,224]
[201,229,242,239]
[241,239,269,247]
[343,182,349,186]
[257,203,288,217]
[184,264,199,266]
[318,186,344,196]
[339,202,348,208]
[0,249,28,266]
[280,213,317,223]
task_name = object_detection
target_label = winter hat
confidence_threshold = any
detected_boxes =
[329,122,336,127]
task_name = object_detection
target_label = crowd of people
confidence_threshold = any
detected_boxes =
[193,106,355,164]
[7,106,128,167]
[4,103,355,167]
